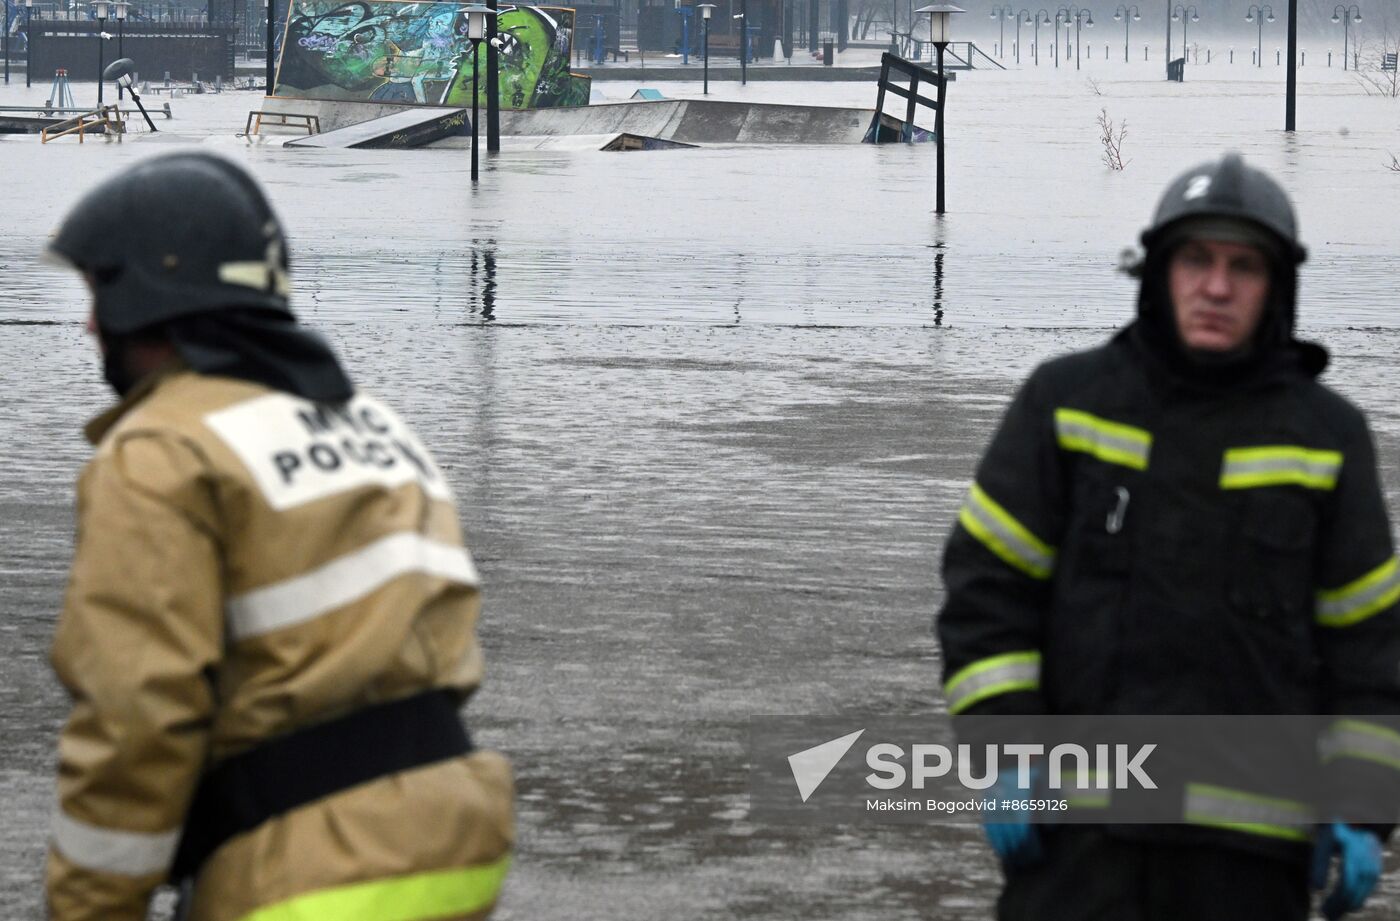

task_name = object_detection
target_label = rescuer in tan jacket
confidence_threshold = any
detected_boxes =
[43,152,514,921]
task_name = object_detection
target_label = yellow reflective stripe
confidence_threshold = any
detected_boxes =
[958,483,1056,579]
[1317,558,1400,628]
[1054,408,1153,471]
[1219,446,1343,490]
[237,857,511,921]
[1323,719,1400,772]
[1183,783,1312,842]
[944,651,1041,715]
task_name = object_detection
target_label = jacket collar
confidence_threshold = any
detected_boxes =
[83,359,187,446]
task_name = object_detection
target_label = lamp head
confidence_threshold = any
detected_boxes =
[461,4,490,40]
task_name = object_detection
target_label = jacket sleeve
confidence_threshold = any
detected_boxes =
[936,367,1066,716]
[1312,417,1400,832]
[46,432,223,921]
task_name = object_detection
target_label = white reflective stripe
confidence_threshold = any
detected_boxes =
[1182,783,1313,841]
[1317,558,1400,628]
[51,810,180,877]
[227,533,480,641]
[1323,720,1400,771]
[943,652,1041,714]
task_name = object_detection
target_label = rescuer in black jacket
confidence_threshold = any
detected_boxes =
[937,153,1400,920]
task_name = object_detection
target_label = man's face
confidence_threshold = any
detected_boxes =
[1168,238,1272,352]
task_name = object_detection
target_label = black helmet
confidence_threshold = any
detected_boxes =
[1140,152,1307,265]
[47,152,292,335]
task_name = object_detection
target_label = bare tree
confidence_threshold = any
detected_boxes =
[1387,153,1400,172]
[1353,25,1399,97]
[1086,76,1104,96]
[1098,108,1128,171]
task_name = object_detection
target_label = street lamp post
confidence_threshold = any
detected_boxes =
[94,0,108,107]
[1170,4,1198,67]
[1245,4,1273,68]
[1032,7,1048,64]
[3,0,8,84]
[265,0,274,93]
[916,3,962,215]
[1015,7,1030,63]
[24,0,33,88]
[699,3,714,92]
[1052,7,1063,65]
[463,4,489,184]
[1331,4,1360,71]
[989,5,1014,58]
[486,0,499,152]
[1113,4,1139,63]
[737,1,747,84]
[1058,6,1092,69]
[114,1,127,98]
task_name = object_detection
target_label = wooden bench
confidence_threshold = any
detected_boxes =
[41,105,124,144]
[243,110,321,137]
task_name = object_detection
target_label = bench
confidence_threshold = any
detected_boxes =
[243,110,321,137]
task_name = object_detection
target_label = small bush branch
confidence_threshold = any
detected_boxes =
[1086,76,1103,96]
[1387,152,1400,173]
[1098,108,1128,171]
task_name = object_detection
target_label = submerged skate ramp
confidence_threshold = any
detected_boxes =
[286,106,469,149]
[498,99,876,145]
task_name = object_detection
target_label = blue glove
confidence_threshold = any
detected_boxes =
[1310,822,1383,920]
[983,770,1044,870]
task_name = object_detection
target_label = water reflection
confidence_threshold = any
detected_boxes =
[931,219,946,327]
[470,240,498,323]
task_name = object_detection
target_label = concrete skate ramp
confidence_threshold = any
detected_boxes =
[286,106,468,149]
[498,99,875,145]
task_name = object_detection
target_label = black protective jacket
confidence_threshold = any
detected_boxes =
[937,322,1400,856]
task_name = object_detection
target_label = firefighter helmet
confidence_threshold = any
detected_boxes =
[1140,152,1307,265]
[47,152,292,335]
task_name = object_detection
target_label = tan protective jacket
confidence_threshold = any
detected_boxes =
[46,368,514,921]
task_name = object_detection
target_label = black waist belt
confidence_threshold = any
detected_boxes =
[171,689,472,882]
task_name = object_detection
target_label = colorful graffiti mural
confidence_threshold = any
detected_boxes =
[274,1,590,108]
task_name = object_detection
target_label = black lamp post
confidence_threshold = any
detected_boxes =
[1112,4,1138,62]
[3,0,9,84]
[265,0,274,93]
[699,3,714,92]
[463,4,489,184]
[94,0,108,107]
[1171,4,1198,67]
[1331,4,1360,71]
[1245,4,1273,67]
[989,5,1014,58]
[1032,7,1048,64]
[114,1,126,99]
[1014,7,1030,63]
[24,0,32,87]
[916,2,962,215]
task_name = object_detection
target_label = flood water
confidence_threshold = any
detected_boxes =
[2,55,1400,919]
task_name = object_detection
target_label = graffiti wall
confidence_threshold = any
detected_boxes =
[274,1,590,109]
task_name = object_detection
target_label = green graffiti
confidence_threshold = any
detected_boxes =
[276,1,590,108]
